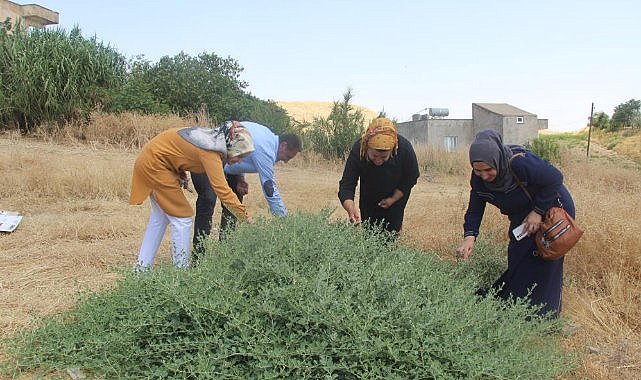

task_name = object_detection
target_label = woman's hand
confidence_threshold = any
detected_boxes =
[342,199,362,225]
[377,197,395,209]
[457,236,476,260]
[378,189,404,209]
[523,210,543,235]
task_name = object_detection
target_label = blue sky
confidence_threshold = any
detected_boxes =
[37,0,641,131]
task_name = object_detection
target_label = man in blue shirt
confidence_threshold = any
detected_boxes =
[190,121,302,258]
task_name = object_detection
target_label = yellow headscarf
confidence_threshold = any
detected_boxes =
[359,117,398,160]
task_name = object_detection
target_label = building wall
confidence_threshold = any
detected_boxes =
[501,115,539,144]
[0,0,58,29]
[0,0,21,24]
[427,120,473,151]
[471,103,543,145]
[472,104,503,136]
[397,119,429,145]
[398,103,548,150]
[397,119,472,151]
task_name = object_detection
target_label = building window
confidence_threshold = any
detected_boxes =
[444,136,458,152]
[516,116,524,124]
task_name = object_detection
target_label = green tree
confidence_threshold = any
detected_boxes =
[0,24,126,133]
[106,54,293,131]
[235,94,293,134]
[591,111,611,130]
[105,56,170,114]
[305,89,365,159]
[611,99,641,130]
[144,51,247,123]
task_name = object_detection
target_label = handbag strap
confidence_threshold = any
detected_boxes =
[508,153,533,201]
[509,153,564,209]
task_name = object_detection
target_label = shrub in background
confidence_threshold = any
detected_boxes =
[304,89,365,159]
[236,93,294,135]
[526,136,561,164]
[591,111,611,131]
[105,56,171,116]
[100,53,295,134]
[611,98,641,130]
[2,212,574,379]
[0,24,292,137]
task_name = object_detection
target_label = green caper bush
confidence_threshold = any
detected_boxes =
[3,212,574,379]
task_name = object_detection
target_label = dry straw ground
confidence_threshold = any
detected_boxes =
[0,113,639,379]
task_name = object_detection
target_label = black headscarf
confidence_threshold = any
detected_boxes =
[469,129,517,193]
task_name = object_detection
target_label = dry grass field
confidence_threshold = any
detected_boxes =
[1,115,640,379]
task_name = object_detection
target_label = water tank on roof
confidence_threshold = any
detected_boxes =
[429,108,449,117]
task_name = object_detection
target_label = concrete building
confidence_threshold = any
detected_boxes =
[397,103,548,151]
[0,0,58,30]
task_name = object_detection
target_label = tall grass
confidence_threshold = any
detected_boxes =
[413,143,469,178]
[0,25,126,133]
[37,111,191,149]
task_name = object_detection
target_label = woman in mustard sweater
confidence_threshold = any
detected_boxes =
[130,122,254,269]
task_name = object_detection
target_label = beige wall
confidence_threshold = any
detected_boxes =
[397,119,473,151]
[398,103,547,150]
[0,0,58,29]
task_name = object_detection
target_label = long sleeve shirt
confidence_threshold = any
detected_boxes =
[224,121,287,216]
[338,135,420,212]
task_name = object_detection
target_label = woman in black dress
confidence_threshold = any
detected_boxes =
[338,117,420,234]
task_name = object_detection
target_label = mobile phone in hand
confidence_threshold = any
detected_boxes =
[512,223,528,241]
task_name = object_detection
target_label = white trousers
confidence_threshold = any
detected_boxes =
[137,195,191,269]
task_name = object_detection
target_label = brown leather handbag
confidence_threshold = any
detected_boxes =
[509,153,583,260]
[534,206,583,260]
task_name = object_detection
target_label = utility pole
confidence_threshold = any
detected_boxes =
[586,102,594,159]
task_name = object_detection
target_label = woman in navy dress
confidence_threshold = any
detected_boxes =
[457,129,575,318]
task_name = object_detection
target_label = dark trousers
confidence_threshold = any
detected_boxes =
[190,172,243,261]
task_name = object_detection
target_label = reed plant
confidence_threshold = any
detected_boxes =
[0,25,126,133]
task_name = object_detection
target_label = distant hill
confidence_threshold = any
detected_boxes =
[277,101,379,126]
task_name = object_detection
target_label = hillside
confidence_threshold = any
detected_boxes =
[546,128,641,164]
[277,101,379,125]
[591,128,641,163]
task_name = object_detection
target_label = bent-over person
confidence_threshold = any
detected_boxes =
[338,117,420,234]
[457,129,576,318]
[130,123,254,269]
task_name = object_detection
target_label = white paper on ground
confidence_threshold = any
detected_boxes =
[0,211,23,233]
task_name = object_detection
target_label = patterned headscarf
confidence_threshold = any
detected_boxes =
[177,120,254,159]
[359,117,398,160]
[469,129,516,192]
[226,126,254,158]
